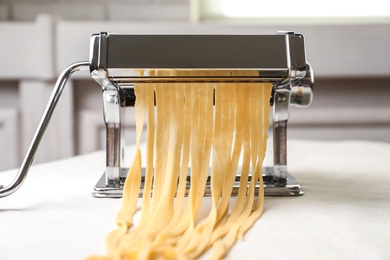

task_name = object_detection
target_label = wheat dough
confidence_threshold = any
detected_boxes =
[87,70,272,260]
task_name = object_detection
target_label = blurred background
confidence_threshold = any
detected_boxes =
[0,0,389,171]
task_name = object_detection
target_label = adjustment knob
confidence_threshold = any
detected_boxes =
[290,63,314,107]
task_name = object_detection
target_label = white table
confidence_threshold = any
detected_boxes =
[1,140,390,260]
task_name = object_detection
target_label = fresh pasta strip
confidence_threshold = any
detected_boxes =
[87,70,272,260]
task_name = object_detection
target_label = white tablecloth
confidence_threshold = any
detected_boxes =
[1,140,390,260]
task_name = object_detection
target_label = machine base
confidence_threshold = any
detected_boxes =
[92,167,303,198]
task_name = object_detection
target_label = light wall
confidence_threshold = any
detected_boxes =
[0,0,189,21]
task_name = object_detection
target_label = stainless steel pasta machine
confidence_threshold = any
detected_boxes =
[0,32,313,198]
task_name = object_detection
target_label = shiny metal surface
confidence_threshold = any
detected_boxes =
[92,168,303,198]
[273,88,290,182]
[0,61,90,198]
[104,34,304,69]
[90,31,314,197]
[291,63,314,107]
[103,90,121,187]
[90,32,307,84]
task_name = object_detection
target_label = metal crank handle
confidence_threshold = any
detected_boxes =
[0,61,90,198]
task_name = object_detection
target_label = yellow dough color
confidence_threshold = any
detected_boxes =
[87,70,272,260]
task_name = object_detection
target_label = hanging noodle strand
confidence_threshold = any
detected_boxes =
[87,70,272,260]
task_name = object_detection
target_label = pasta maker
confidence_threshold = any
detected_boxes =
[0,32,313,198]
